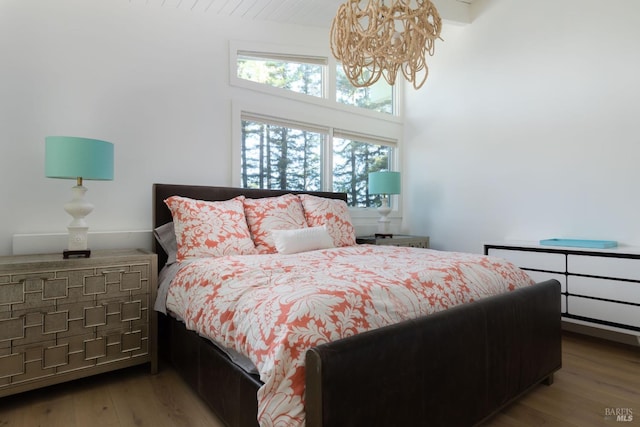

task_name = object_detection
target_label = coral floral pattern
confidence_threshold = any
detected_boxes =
[164,195,257,261]
[165,245,534,427]
[243,194,308,254]
[299,194,356,247]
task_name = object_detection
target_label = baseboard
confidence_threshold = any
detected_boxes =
[12,231,153,255]
[562,321,640,347]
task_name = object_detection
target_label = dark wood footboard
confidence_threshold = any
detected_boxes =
[305,279,562,427]
[160,280,560,427]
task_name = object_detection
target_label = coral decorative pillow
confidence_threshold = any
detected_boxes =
[243,194,308,254]
[164,195,257,261]
[299,194,356,247]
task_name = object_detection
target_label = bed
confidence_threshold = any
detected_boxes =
[152,183,562,427]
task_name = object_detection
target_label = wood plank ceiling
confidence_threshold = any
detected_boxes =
[132,0,474,28]
[137,0,345,27]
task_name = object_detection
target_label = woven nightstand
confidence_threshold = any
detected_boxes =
[0,249,158,397]
[356,235,429,248]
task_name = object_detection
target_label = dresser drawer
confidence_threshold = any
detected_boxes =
[526,271,566,293]
[1,262,150,309]
[3,293,150,341]
[568,254,640,281]
[567,276,640,304]
[0,322,150,387]
[568,296,640,329]
[487,249,566,272]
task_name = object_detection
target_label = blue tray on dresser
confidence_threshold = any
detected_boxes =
[539,238,618,249]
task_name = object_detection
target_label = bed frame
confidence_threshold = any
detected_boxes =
[153,183,562,427]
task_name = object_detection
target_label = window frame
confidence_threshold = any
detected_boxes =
[232,102,403,220]
[229,40,404,123]
[240,112,398,207]
[229,40,404,220]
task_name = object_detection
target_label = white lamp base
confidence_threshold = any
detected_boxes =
[377,195,392,235]
[63,184,94,256]
[67,227,89,251]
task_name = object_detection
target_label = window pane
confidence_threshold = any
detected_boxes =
[336,66,394,115]
[237,54,323,97]
[333,137,393,207]
[241,119,323,191]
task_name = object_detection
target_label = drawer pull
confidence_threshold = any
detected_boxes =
[101,269,127,275]
[19,277,49,283]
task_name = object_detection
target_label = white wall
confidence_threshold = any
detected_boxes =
[404,0,640,253]
[4,0,638,257]
[0,0,329,256]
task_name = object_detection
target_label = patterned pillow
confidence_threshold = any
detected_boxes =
[243,194,308,254]
[299,194,356,247]
[164,195,257,261]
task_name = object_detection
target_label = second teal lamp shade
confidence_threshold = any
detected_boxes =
[368,171,401,236]
[368,171,401,196]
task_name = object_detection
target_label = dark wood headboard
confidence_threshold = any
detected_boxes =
[152,183,348,267]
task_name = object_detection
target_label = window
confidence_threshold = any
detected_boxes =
[232,42,403,213]
[241,114,396,207]
[241,116,324,192]
[233,45,398,117]
[335,66,394,115]
[237,51,325,98]
[333,133,394,207]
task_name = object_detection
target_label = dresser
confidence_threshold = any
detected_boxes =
[485,241,640,345]
[0,249,157,397]
[356,234,430,248]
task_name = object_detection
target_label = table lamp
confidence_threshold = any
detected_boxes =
[45,136,114,258]
[368,171,401,236]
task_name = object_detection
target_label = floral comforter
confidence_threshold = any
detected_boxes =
[165,245,533,427]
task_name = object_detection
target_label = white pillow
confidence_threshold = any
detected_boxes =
[271,226,334,255]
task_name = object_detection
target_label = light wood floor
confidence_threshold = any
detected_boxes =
[0,332,637,427]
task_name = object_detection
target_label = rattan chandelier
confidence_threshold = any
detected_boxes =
[330,0,442,89]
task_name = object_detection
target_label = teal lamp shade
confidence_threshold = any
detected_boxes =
[45,136,114,181]
[45,136,114,258]
[368,171,401,195]
[369,171,400,235]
